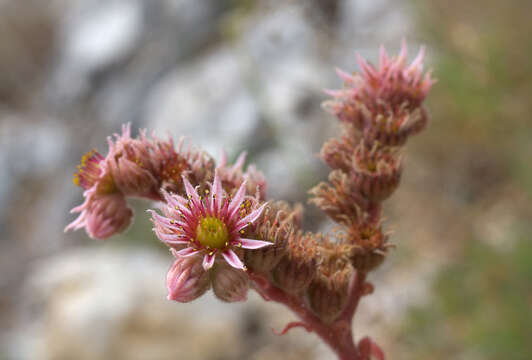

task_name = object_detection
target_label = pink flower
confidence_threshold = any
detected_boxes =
[166,250,211,302]
[149,171,271,271]
[66,148,133,239]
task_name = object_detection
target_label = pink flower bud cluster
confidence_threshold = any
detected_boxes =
[311,43,433,284]
[324,41,434,146]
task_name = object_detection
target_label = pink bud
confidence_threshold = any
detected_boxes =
[211,263,249,302]
[167,252,210,303]
[86,193,133,239]
[65,192,133,240]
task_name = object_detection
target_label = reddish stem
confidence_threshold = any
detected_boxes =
[250,272,366,360]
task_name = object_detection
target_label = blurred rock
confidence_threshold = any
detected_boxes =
[6,247,323,360]
[145,47,260,157]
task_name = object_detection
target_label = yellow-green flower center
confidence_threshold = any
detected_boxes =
[196,216,229,249]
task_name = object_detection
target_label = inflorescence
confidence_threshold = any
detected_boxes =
[66,42,434,360]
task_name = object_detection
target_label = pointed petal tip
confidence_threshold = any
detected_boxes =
[222,250,245,270]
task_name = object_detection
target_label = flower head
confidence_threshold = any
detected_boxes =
[150,171,270,271]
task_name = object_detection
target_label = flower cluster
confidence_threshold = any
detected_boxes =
[65,124,213,239]
[66,42,433,360]
[324,41,434,146]
[312,42,434,280]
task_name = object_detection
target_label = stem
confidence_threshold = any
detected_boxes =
[250,272,365,360]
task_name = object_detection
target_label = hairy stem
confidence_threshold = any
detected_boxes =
[250,272,365,360]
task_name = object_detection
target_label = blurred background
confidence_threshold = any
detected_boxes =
[1,0,530,359]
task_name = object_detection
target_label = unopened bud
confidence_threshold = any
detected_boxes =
[245,201,302,273]
[363,107,428,147]
[212,262,249,302]
[352,143,402,202]
[308,240,353,322]
[109,155,158,197]
[65,192,133,240]
[348,226,391,273]
[271,232,318,294]
[166,251,210,303]
[307,269,352,323]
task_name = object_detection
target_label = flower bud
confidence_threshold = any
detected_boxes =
[65,191,133,240]
[308,240,353,323]
[362,107,428,147]
[272,232,318,294]
[348,225,392,273]
[109,155,158,197]
[86,193,133,239]
[309,170,368,226]
[166,251,210,303]
[352,143,402,202]
[244,201,302,273]
[307,269,352,323]
[325,43,434,145]
[216,151,267,201]
[320,126,360,172]
[212,262,249,302]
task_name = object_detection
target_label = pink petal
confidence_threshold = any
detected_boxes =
[202,253,216,270]
[231,151,247,172]
[408,46,426,72]
[176,247,198,257]
[218,149,228,168]
[335,67,354,83]
[154,230,189,245]
[323,88,345,98]
[234,203,266,232]
[182,176,200,205]
[148,210,184,231]
[237,238,272,249]
[162,189,188,211]
[222,250,245,270]
[379,45,389,68]
[211,170,224,215]
[356,52,376,79]
[227,180,247,219]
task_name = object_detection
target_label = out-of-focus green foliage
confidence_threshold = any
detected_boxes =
[400,1,532,358]
[412,0,532,194]
[401,231,532,360]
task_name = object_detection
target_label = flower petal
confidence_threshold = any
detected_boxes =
[182,176,200,205]
[231,151,247,172]
[222,250,245,270]
[227,180,247,219]
[211,170,224,215]
[335,67,354,83]
[202,253,216,270]
[237,238,272,249]
[155,230,189,245]
[176,247,198,257]
[234,203,267,232]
